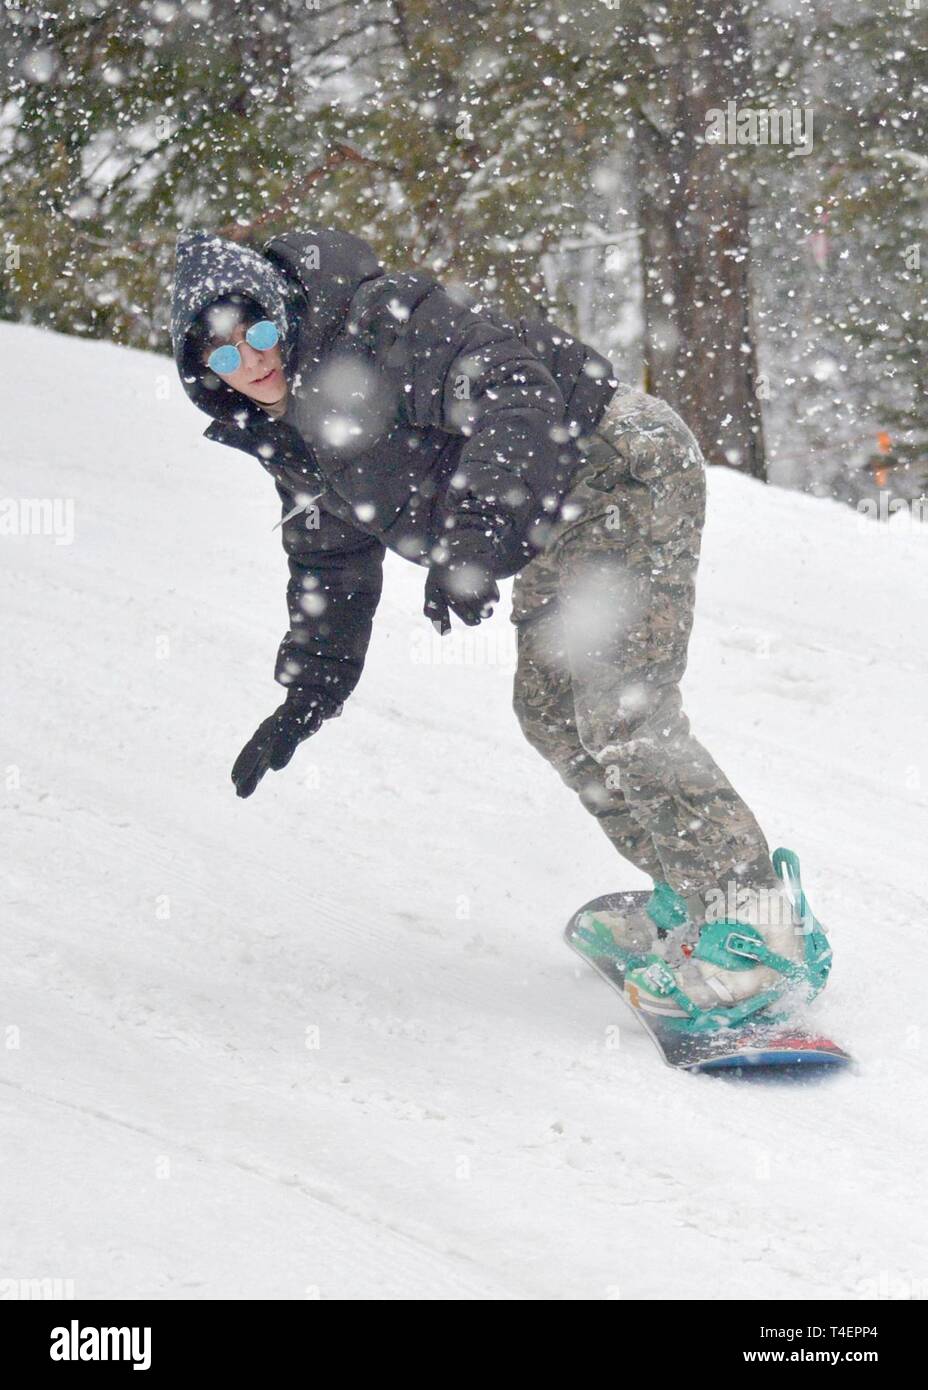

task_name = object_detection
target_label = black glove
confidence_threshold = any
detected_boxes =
[423,519,502,634]
[231,688,341,799]
[424,563,500,634]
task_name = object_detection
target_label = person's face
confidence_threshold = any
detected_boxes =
[201,311,287,406]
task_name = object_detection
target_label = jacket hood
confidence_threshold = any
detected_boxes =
[171,230,303,424]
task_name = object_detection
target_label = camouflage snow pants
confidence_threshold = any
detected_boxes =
[511,383,779,915]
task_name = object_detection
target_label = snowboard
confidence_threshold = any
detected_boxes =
[566,891,852,1074]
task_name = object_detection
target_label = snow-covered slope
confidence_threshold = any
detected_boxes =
[3,322,927,1300]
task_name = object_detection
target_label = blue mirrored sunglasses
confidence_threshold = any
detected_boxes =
[207,319,280,374]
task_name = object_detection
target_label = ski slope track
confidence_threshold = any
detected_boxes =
[2,322,927,1300]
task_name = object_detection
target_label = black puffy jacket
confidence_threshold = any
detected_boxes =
[171,226,617,709]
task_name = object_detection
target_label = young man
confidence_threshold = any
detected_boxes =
[171,227,831,1029]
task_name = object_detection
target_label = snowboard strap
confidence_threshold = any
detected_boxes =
[692,921,805,982]
[626,955,785,1033]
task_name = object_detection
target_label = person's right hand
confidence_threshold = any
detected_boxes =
[423,563,500,633]
[231,689,341,798]
[423,513,503,635]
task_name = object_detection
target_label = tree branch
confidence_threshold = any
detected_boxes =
[215,141,399,241]
[296,16,396,64]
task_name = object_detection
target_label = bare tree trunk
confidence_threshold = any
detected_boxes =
[631,0,766,479]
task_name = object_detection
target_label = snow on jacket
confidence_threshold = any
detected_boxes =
[171,226,617,709]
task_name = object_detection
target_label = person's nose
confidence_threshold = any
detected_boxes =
[237,339,263,371]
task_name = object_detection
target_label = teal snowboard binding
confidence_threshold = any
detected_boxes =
[574,849,832,1036]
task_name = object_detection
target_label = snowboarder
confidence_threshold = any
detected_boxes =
[171,227,832,1033]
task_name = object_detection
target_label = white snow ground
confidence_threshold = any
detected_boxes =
[2,321,927,1302]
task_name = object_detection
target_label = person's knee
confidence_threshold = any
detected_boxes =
[576,682,686,768]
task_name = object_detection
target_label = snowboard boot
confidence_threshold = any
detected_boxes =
[624,849,833,1033]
